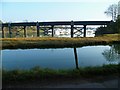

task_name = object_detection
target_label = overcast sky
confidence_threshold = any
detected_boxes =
[1,0,120,22]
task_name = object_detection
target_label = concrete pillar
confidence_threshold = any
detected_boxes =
[84,25,86,37]
[71,21,74,38]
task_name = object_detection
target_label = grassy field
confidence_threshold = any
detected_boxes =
[1,34,120,49]
[3,64,119,84]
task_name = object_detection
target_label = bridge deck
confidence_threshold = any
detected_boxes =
[2,21,112,27]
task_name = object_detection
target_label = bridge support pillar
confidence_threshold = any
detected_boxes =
[71,21,74,38]
[2,26,4,38]
[74,48,79,69]
[36,22,40,37]
[23,26,27,37]
[83,25,86,37]
[51,25,54,37]
[8,23,12,38]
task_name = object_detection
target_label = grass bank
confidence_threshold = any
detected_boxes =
[3,64,119,84]
[1,34,120,49]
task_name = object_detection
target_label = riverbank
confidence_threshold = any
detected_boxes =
[3,64,119,88]
[3,64,119,85]
[1,34,120,49]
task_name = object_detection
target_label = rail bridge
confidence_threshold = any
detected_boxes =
[1,20,112,38]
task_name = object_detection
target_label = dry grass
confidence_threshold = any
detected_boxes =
[1,34,120,49]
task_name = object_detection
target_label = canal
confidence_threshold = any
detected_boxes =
[2,44,120,70]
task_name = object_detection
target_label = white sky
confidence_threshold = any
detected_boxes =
[1,0,120,22]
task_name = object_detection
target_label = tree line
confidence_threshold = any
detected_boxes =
[95,17,120,36]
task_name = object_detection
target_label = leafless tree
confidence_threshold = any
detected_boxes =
[104,4,118,21]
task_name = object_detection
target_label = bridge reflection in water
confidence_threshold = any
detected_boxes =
[74,48,79,69]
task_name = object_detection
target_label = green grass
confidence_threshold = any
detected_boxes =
[2,64,119,83]
[1,34,120,49]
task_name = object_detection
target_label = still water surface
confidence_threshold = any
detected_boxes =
[2,45,120,70]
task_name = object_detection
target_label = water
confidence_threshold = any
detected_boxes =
[2,45,120,70]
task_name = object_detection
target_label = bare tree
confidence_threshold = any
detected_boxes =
[118,1,120,17]
[104,4,118,21]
